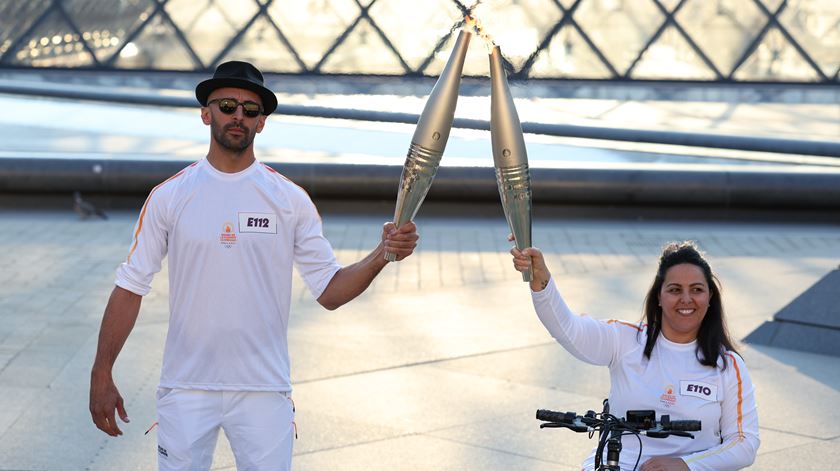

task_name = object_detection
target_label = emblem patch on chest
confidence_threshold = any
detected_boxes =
[239,212,277,234]
[659,384,677,408]
[219,222,237,248]
[680,380,718,401]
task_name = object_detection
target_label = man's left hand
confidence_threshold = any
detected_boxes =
[639,457,690,471]
[382,221,418,261]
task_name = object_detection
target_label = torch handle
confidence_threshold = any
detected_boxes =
[386,143,443,261]
[521,266,533,282]
[495,165,533,282]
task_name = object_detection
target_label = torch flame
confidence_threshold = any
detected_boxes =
[464,14,495,52]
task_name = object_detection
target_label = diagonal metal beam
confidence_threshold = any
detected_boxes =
[625,0,722,79]
[210,0,241,31]
[313,0,379,73]
[516,0,579,78]
[0,0,55,65]
[726,0,785,80]
[416,1,473,75]
[416,25,457,75]
[182,0,218,34]
[558,0,620,79]
[206,0,268,70]
[750,0,828,81]
[104,0,204,70]
[260,3,309,72]
[208,0,308,72]
[351,0,412,74]
[651,0,722,79]
[103,0,166,67]
[153,0,205,69]
[518,0,620,79]
[54,0,101,67]
[624,0,687,78]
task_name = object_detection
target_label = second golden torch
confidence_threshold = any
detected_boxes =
[489,46,533,282]
[385,28,473,261]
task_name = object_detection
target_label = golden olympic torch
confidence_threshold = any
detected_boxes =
[385,28,473,261]
[489,46,533,281]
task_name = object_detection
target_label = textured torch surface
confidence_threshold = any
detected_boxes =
[490,45,533,281]
[388,29,473,261]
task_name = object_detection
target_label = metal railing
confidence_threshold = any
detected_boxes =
[2,77,838,158]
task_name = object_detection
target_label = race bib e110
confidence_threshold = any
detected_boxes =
[680,380,718,401]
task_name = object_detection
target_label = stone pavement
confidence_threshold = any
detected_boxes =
[0,202,839,470]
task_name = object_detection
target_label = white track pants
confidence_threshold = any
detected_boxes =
[156,388,295,471]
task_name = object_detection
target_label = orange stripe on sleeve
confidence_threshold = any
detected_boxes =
[606,319,643,331]
[126,164,194,263]
[726,352,745,438]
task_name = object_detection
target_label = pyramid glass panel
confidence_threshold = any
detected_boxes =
[268,0,365,69]
[676,0,767,76]
[778,1,840,78]
[367,0,463,72]
[63,0,156,63]
[470,0,564,73]
[165,0,260,67]
[733,28,821,81]
[6,8,95,67]
[318,19,407,74]
[422,26,491,77]
[573,0,665,76]
[111,15,196,70]
[216,15,302,73]
[0,0,51,60]
[528,26,612,79]
[630,27,716,80]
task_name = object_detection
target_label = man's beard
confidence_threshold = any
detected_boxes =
[211,120,255,153]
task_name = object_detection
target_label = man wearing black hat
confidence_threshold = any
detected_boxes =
[89,61,419,470]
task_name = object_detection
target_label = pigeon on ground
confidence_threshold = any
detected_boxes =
[73,191,108,220]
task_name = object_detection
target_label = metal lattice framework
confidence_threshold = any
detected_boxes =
[1,0,838,83]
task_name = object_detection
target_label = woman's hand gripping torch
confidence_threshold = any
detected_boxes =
[386,28,473,261]
[490,46,533,282]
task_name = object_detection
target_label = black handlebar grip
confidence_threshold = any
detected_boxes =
[536,409,576,423]
[667,420,701,432]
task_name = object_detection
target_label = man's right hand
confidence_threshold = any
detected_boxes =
[89,369,130,436]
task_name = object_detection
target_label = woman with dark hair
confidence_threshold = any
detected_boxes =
[511,241,759,470]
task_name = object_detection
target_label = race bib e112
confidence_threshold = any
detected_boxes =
[238,212,277,234]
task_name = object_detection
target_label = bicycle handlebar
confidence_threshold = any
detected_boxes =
[661,418,701,432]
[536,408,701,438]
[537,402,700,470]
[535,409,576,424]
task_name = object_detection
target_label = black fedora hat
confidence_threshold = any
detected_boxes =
[195,61,277,115]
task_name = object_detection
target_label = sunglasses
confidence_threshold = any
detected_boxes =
[207,98,263,118]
